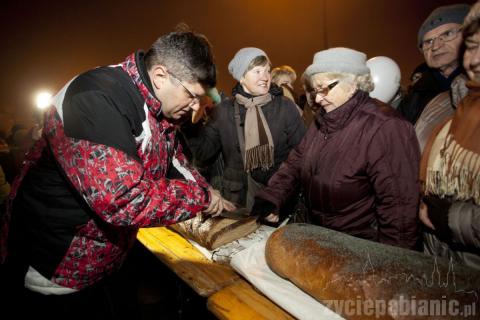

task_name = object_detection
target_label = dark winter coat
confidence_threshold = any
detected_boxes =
[257,91,421,249]
[398,66,462,124]
[184,85,306,207]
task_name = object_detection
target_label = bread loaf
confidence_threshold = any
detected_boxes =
[171,213,259,250]
[265,223,479,320]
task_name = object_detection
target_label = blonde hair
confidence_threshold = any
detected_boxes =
[271,65,297,84]
[356,73,374,92]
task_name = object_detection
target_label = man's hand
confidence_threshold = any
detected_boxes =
[203,187,236,216]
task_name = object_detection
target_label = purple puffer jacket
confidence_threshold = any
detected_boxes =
[257,91,421,249]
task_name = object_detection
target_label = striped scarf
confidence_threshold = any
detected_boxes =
[235,93,273,172]
[421,81,480,204]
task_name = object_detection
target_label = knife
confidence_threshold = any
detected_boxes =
[218,207,251,220]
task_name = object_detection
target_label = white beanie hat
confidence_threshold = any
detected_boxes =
[304,47,370,78]
[228,47,268,81]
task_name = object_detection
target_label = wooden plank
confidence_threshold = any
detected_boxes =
[207,280,295,320]
[137,227,240,297]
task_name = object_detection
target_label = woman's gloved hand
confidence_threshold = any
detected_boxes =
[422,195,453,241]
[251,197,280,227]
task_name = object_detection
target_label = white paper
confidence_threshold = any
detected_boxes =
[230,238,345,320]
[188,225,275,264]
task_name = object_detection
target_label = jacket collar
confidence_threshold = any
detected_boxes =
[315,90,369,134]
[231,82,283,98]
[415,67,463,92]
[122,51,163,118]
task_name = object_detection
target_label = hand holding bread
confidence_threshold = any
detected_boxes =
[204,187,236,216]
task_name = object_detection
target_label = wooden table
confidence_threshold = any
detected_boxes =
[137,227,294,319]
[207,280,295,320]
[137,227,239,297]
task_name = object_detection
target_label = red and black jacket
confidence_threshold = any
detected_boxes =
[2,51,210,290]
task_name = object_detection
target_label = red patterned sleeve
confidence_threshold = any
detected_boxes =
[46,110,210,228]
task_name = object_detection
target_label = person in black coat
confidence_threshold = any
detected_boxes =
[183,47,306,212]
[398,4,470,124]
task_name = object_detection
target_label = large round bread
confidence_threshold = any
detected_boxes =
[265,223,479,320]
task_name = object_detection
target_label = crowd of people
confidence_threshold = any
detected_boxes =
[0,2,479,319]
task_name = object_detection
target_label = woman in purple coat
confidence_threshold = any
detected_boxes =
[253,48,421,249]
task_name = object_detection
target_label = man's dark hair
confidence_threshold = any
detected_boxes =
[144,24,216,88]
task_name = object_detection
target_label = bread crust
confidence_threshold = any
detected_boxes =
[171,214,259,250]
[265,224,479,320]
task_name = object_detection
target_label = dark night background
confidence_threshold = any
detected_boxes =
[0,0,474,130]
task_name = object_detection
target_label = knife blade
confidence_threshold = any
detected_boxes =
[218,207,251,220]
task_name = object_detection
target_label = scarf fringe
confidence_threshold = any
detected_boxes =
[245,145,274,172]
[425,134,480,204]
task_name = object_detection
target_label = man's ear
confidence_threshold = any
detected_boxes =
[149,65,169,89]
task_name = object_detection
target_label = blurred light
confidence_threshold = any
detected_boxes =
[35,91,52,110]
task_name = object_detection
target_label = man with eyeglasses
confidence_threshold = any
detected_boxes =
[398,4,470,125]
[419,0,480,273]
[0,25,235,318]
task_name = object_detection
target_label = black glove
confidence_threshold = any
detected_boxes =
[251,197,279,227]
[422,195,452,241]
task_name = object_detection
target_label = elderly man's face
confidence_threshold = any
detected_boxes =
[422,23,463,76]
[464,29,480,82]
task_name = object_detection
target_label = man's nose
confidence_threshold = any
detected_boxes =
[431,37,443,50]
[189,100,201,111]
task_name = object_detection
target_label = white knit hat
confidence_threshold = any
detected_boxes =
[304,47,370,77]
[228,47,268,81]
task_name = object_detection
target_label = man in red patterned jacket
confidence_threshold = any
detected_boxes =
[0,26,233,318]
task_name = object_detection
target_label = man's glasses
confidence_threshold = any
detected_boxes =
[421,28,462,51]
[309,80,339,97]
[168,72,200,105]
